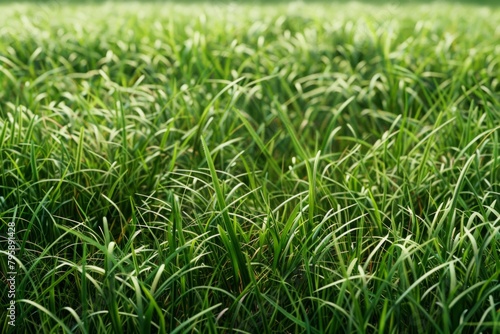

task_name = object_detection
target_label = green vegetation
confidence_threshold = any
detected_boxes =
[1,1,499,333]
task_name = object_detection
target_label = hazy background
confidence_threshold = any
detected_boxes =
[0,0,498,4]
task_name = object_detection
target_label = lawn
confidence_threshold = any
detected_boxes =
[0,1,499,333]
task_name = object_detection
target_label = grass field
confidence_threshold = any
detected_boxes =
[1,1,499,333]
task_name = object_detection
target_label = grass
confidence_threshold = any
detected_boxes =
[0,1,499,333]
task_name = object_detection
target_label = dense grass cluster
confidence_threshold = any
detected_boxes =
[1,1,499,333]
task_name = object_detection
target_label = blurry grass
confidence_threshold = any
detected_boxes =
[0,1,499,333]
[1,0,499,6]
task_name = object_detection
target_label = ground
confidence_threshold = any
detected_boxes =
[0,1,499,333]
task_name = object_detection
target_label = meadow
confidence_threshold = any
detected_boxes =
[0,1,499,333]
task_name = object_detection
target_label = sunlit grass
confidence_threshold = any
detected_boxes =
[0,1,499,333]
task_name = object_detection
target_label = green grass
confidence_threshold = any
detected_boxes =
[0,1,499,333]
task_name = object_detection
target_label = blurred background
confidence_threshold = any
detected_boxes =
[0,0,498,4]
